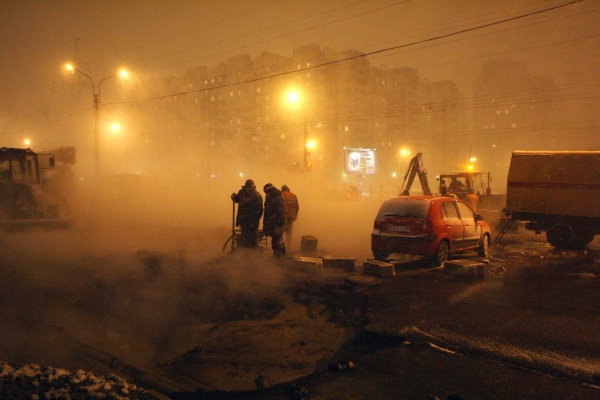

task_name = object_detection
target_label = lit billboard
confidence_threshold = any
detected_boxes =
[344,148,376,174]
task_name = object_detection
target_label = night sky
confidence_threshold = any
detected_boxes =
[1,0,598,152]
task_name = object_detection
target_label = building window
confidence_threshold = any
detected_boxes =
[306,62,311,68]
[211,96,215,102]
[256,87,261,93]
[345,126,350,132]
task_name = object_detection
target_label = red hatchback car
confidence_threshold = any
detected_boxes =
[371,195,491,265]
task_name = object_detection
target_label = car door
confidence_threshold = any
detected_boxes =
[456,201,480,248]
[441,201,464,249]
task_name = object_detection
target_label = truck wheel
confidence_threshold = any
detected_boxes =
[575,230,596,247]
[433,240,450,266]
[478,234,490,257]
[373,251,389,261]
[546,223,577,249]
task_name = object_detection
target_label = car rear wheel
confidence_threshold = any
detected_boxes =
[373,251,389,262]
[478,234,489,257]
[433,240,449,266]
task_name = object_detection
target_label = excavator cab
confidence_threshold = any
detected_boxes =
[437,172,491,200]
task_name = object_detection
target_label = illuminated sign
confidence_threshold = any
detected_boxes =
[344,148,376,174]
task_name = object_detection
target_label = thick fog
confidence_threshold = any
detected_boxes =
[0,0,599,382]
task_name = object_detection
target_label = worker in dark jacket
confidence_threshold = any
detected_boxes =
[281,184,299,249]
[231,179,263,248]
[263,183,287,256]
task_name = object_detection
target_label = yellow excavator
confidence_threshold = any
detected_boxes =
[399,153,432,196]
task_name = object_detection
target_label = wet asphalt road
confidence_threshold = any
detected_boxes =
[321,232,599,400]
[1,218,599,400]
[219,230,600,400]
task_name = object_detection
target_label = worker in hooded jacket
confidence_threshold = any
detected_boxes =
[281,184,299,249]
[263,183,287,256]
[231,179,263,248]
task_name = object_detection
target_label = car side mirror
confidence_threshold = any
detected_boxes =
[475,214,483,221]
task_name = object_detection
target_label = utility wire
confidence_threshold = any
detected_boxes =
[107,0,583,104]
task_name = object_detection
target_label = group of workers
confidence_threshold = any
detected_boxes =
[231,179,299,256]
[439,177,479,212]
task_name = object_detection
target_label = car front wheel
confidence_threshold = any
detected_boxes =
[433,240,450,266]
[478,234,489,257]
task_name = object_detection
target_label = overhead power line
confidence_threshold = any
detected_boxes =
[106,0,583,104]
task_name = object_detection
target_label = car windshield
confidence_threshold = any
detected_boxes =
[377,198,429,219]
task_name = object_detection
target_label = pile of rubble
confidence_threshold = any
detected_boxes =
[0,361,162,400]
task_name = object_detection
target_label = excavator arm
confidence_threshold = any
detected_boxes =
[400,153,432,196]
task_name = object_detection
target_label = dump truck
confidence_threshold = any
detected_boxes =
[503,151,600,249]
[0,147,71,229]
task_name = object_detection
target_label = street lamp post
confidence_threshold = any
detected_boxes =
[66,64,127,173]
[287,90,311,171]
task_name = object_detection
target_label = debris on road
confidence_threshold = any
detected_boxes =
[565,271,596,279]
[328,360,355,371]
[0,361,162,400]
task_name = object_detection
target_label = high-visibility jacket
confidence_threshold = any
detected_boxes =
[282,190,299,220]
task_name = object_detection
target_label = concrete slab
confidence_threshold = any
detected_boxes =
[290,256,323,272]
[301,235,318,252]
[321,257,356,272]
[444,259,486,277]
[363,259,396,277]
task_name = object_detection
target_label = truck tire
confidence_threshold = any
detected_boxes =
[575,230,596,247]
[546,223,593,249]
[546,223,575,248]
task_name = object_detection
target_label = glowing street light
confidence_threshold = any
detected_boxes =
[287,91,300,104]
[24,138,31,147]
[65,63,129,173]
[286,89,311,171]
[111,123,121,133]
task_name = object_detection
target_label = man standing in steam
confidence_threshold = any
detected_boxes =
[263,183,287,256]
[231,179,263,248]
[281,184,299,249]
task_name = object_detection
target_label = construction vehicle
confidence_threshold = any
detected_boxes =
[436,171,505,211]
[498,151,600,249]
[0,147,72,229]
[400,153,432,195]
